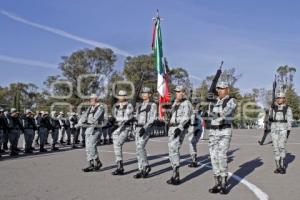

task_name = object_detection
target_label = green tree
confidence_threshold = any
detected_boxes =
[44,47,117,108]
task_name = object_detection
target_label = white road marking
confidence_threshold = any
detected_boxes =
[99,150,269,200]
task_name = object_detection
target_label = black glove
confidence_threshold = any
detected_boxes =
[174,128,181,138]
[139,128,145,137]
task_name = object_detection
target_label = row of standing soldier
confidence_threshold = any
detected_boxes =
[0,109,106,156]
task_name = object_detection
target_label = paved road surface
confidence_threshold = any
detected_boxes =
[0,128,299,200]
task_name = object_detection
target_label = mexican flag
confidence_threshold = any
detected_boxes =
[152,15,170,119]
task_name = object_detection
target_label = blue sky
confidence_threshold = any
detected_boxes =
[0,0,299,94]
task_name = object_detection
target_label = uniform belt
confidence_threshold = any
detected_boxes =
[169,123,180,127]
[271,120,287,123]
[210,124,231,130]
[136,124,144,127]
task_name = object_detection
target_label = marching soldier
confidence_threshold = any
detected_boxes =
[76,94,105,172]
[49,111,61,151]
[167,85,192,185]
[111,90,134,175]
[133,87,157,179]
[269,92,293,174]
[187,98,203,168]
[208,81,236,195]
[22,109,37,154]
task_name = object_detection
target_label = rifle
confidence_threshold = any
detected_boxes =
[207,61,223,102]
[132,71,145,109]
[269,75,277,122]
[202,61,224,129]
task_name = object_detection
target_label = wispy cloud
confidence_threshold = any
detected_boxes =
[0,10,133,57]
[0,54,57,69]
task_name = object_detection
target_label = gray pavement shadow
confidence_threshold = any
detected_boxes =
[147,149,239,179]
[146,154,198,178]
[286,153,296,169]
[179,148,239,184]
[0,145,84,161]
[227,157,263,192]
[99,153,169,172]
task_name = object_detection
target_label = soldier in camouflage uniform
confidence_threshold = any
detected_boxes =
[133,87,157,179]
[208,81,236,195]
[167,85,192,185]
[187,98,203,168]
[111,90,134,176]
[76,94,105,172]
[269,92,293,174]
[22,109,37,154]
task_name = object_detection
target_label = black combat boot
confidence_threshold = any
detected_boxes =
[209,175,221,193]
[166,166,180,185]
[94,157,103,171]
[279,158,286,174]
[142,165,151,178]
[274,160,281,174]
[82,160,94,172]
[112,161,124,175]
[24,147,32,154]
[219,176,228,195]
[39,145,47,152]
[10,148,18,156]
[133,170,143,179]
[188,154,198,168]
[52,144,59,151]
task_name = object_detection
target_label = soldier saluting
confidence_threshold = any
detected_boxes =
[133,87,157,179]
[269,92,293,174]
[208,81,236,195]
[167,85,192,185]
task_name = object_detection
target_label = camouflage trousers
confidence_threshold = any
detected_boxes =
[270,129,287,161]
[24,129,35,150]
[209,128,232,177]
[168,126,187,168]
[85,127,101,161]
[135,127,151,170]
[187,128,202,157]
[38,127,48,146]
[112,126,131,162]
